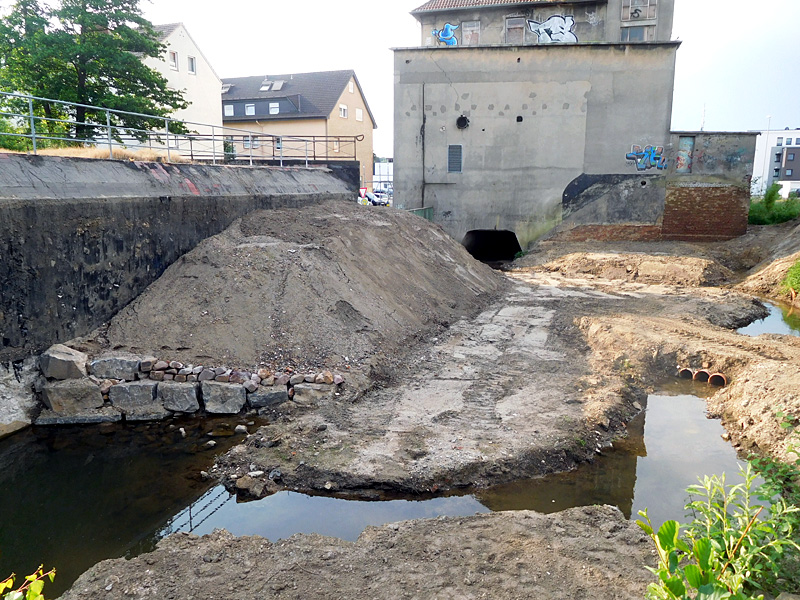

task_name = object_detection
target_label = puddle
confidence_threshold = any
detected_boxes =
[738,300,800,337]
[0,379,748,597]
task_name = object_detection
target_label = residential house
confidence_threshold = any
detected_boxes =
[752,127,800,197]
[220,70,376,188]
[394,0,756,249]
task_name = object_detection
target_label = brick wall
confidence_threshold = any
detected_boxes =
[662,185,749,241]
[551,224,663,242]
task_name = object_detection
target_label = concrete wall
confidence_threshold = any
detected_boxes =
[0,154,353,362]
[393,42,678,246]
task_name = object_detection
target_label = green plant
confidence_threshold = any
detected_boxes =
[637,464,800,599]
[1,566,55,600]
[748,196,800,225]
[781,259,800,305]
[763,183,781,211]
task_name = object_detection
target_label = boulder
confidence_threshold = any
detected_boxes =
[0,358,40,438]
[41,379,104,413]
[39,344,88,380]
[35,406,122,426]
[158,382,200,413]
[247,387,288,409]
[108,381,168,420]
[202,382,247,414]
[292,383,333,404]
[88,355,141,381]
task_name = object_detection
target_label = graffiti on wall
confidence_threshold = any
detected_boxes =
[626,144,667,171]
[675,136,695,173]
[527,15,578,43]
[432,23,459,46]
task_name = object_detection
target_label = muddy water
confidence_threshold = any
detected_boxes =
[738,300,800,337]
[0,380,745,598]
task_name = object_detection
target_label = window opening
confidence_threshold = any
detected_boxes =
[245,104,255,116]
[187,56,196,74]
[505,17,525,44]
[356,108,363,122]
[622,0,657,21]
[168,50,178,70]
[223,104,234,117]
[448,144,463,173]
[269,102,280,115]
[462,21,480,45]
[339,104,348,118]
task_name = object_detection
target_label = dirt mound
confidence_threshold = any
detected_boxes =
[91,201,504,372]
[60,505,654,600]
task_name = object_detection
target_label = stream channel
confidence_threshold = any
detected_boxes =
[0,378,752,598]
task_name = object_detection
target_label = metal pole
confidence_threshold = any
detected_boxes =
[305,140,308,167]
[27,97,37,154]
[212,126,217,165]
[106,111,113,159]
[248,134,253,166]
[280,138,283,167]
[165,118,171,162]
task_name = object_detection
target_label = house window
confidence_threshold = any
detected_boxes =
[447,144,463,173]
[187,56,196,74]
[776,153,783,163]
[789,153,796,161]
[620,25,655,41]
[462,20,480,45]
[243,136,252,149]
[339,104,348,118]
[505,17,526,44]
[168,50,178,70]
[777,137,783,146]
[333,140,340,153]
[622,0,657,21]
[774,168,781,178]
[245,104,255,116]
[223,104,234,117]
[356,108,363,122]
[269,102,280,115]
[252,138,260,149]
[788,138,793,145]
[788,169,795,177]
[275,136,282,150]
[348,81,354,93]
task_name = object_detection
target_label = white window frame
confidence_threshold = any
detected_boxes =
[355,107,363,122]
[461,20,480,46]
[339,104,348,118]
[168,50,179,71]
[348,81,354,93]
[223,104,234,117]
[187,55,196,75]
[333,140,340,153]
[243,136,252,149]
[269,102,280,115]
[245,104,256,116]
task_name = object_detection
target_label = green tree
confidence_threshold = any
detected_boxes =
[0,0,187,141]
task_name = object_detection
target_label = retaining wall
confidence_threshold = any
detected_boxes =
[0,154,354,362]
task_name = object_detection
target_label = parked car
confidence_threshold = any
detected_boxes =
[358,191,390,207]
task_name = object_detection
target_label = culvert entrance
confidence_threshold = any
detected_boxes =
[462,229,522,264]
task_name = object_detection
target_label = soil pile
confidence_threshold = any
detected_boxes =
[60,505,654,600]
[88,201,504,372]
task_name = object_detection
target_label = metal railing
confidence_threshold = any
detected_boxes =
[0,91,362,166]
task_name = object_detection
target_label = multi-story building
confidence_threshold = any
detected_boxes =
[752,128,800,197]
[393,0,756,249]
[220,70,376,188]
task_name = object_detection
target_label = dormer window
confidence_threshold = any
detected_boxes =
[221,83,233,94]
[260,80,272,92]
[272,80,285,91]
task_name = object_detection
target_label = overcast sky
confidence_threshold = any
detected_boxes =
[3,0,798,156]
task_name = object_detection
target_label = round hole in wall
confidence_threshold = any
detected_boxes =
[517,57,521,63]
[640,180,648,187]
[516,116,523,123]
[456,115,470,129]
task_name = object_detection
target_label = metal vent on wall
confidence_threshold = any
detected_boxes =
[448,144,463,173]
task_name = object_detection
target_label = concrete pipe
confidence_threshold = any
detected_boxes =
[709,373,727,387]
[678,367,694,379]
[693,369,710,383]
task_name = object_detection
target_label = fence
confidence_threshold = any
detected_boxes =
[0,91,362,167]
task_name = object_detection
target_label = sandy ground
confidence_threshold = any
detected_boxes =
[63,207,800,599]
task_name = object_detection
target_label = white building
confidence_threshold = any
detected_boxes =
[752,126,800,197]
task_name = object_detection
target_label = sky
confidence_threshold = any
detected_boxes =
[2,0,799,157]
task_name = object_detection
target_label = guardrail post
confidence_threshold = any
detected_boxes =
[27,97,37,155]
[164,118,171,162]
[211,126,217,165]
[305,141,308,167]
[106,110,113,159]
[248,134,253,166]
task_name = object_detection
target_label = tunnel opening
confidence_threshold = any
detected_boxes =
[462,229,522,265]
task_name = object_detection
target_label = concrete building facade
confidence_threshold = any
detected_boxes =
[394,0,754,247]
[752,127,800,197]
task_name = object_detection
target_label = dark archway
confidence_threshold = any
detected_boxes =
[462,229,522,262]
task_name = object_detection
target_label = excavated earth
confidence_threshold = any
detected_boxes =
[63,205,800,599]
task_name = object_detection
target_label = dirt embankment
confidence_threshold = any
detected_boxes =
[62,205,800,600]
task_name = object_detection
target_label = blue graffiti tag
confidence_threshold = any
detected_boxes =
[626,145,667,171]
[432,23,459,46]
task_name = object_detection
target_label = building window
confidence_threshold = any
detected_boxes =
[620,25,655,41]
[269,102,280,115]
[777,137,783,146]
[774,168,781,178]
[356,108,363,122]
[789,153,796,161]
[462,20,480,45]
[221,83,232,94]
[505,17,526,44]
[788,138,793,145]
[187,56,196,74]
[788,169,794,177]
[243,136,252,149]
[168,50,178,70]
[333,140,340,153]
[448,144,463,173]
[776,153,783,163]
[339,104,348,118]
[622,0,657,21]
[223,104,234,117]
[275,136,282,151]
[245,104,255,116]
[348,81,354,93]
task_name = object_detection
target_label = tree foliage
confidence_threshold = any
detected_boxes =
[0,0,188,140]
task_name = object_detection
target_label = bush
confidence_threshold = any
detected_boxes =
[748,197,800,225]
[782,259,800,302]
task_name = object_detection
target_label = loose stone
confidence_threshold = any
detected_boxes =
[198,369,216,381]
[39,344,88,380]
[153,361,169,371]
[289,374,305,385]
[139,357,158,372]
[243,380,259,393]
[149,371,165,382]
[169,361,184,370]
[235,424,248,434]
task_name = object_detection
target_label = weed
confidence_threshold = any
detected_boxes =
[748,196,800,225]
[781,259,800,304]
[1,565,55,600]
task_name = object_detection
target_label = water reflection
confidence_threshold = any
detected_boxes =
[738,300,800,337]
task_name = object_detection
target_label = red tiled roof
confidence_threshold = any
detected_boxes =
[412,0,551,13]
